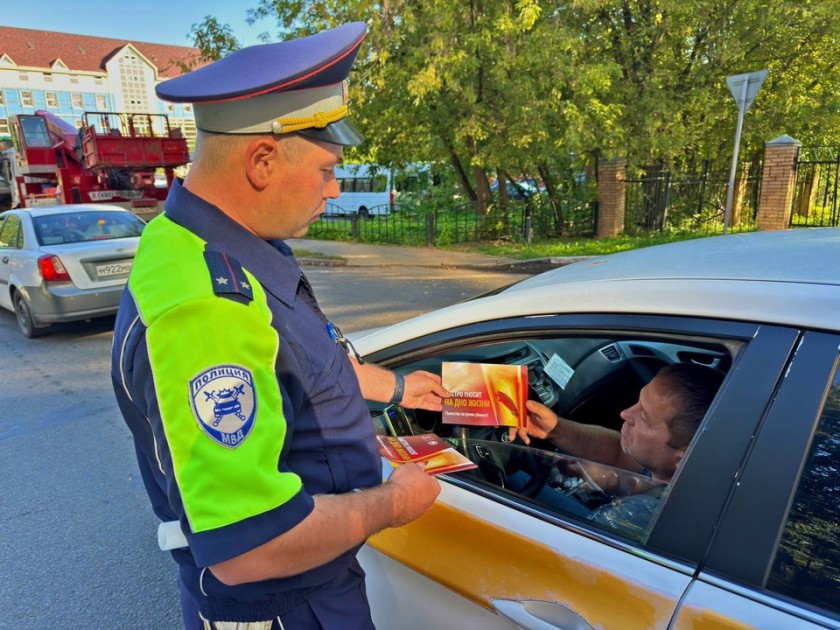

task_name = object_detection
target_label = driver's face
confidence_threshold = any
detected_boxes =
[619,376,684,481]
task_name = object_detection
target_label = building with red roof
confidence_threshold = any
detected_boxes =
[0,26,203,145]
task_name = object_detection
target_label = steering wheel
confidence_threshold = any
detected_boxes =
[464,428,552,498]
[522,344,561,409]
[504,432,553,498]
[465,439,509,489]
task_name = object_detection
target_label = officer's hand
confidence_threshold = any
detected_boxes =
[385,463,440,528]
[400,371,450,411]
[508,399,560,445]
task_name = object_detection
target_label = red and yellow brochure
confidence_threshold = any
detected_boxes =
[441,362,528,428]
[376,433,477,475]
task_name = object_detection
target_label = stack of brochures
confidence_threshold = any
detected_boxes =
[376,433,477,475]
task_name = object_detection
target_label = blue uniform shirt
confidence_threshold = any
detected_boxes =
[111,181,382,621]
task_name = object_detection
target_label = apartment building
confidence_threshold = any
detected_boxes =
[0,26,202,147]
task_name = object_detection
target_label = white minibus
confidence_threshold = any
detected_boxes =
[325,164,393,218]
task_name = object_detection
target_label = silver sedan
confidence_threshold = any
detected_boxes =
[0,204,144,337]
[353,228,840,630]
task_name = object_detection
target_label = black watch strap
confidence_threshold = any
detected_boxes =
[390,373,405,404]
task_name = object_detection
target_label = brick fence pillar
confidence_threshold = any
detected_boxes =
[756,135,801,230]
[596,160,626,238]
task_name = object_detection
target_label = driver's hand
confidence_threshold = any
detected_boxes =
[576,460,621,493]
[509,400,560,445]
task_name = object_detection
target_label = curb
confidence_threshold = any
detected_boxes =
[297,257,348,267]
[297,255,592,273]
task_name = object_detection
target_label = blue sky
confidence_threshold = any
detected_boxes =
[2,1,268,48]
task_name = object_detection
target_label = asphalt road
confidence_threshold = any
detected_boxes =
[306,264,528,333]
[0,263,529,629]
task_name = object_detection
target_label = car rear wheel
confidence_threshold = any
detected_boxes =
[14,291,48,338]
[359,207,371,219]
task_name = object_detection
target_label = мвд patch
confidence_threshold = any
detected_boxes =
[190,364,257,448]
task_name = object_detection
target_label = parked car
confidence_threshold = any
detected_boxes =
[0,204,144,337]
[354,229,840,630]
[489,178,540,200]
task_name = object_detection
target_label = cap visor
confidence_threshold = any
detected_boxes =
[298,119,364,147]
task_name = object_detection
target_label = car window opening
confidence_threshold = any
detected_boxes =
[370,333,734,543]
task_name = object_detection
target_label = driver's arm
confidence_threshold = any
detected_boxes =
[517,400,644,474]
[349,357,450,411]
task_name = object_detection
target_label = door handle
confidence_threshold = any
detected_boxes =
[491,599,595,630]
[1,256,8,264]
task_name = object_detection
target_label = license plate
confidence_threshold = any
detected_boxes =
[96,261,133,277]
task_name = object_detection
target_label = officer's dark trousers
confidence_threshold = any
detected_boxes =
[178,560,376,629]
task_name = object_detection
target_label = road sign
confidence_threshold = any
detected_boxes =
[723,69,768,234]
[727,70,769,114]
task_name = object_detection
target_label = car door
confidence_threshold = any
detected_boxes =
[358,314,798,630]
[670,331,840,629]
[0,212,22,311]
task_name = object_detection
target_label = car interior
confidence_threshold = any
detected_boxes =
[369,333,735,541]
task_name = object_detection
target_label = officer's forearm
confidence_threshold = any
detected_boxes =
[350,357,396,402]
[208,485,404,586]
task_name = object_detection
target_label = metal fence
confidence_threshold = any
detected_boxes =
[791,147,840,227]
[308,191,597,246]
[309,204,428,246]
[624,162,762,235]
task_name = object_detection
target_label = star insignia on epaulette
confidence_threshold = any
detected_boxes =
[204,250,254,303]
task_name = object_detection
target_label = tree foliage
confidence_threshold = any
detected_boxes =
[186,16,242,68]
[189,1,840,214]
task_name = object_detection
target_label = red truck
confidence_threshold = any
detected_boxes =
[6,109,189,214]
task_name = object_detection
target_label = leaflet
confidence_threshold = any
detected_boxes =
[376,433,477,475]
[441,362,528,428]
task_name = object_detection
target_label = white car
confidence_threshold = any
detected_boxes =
[0,204,144,337]
[354,229,840,630]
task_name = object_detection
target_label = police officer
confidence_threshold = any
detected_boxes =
[111,22,447,629]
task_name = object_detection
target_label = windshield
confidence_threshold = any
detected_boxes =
[34,211,145,245]
[463,277,528,301]
[20,116,51,148]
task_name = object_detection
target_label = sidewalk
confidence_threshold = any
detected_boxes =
[287,239,589,274]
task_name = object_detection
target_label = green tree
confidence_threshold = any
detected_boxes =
[184,16,242,68]
[560,0,840,166]
[189,0,840,228]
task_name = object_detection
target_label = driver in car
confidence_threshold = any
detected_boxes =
[512,362,724,535]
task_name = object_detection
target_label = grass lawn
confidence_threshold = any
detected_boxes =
[450,228,755,260]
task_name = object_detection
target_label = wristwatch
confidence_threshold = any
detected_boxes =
[390,373,405,404]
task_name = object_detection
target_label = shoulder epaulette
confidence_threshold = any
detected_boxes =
[203,249,254,303]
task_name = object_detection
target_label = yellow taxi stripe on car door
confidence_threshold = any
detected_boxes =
[368,501,679,629]
[672,608,756,630]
